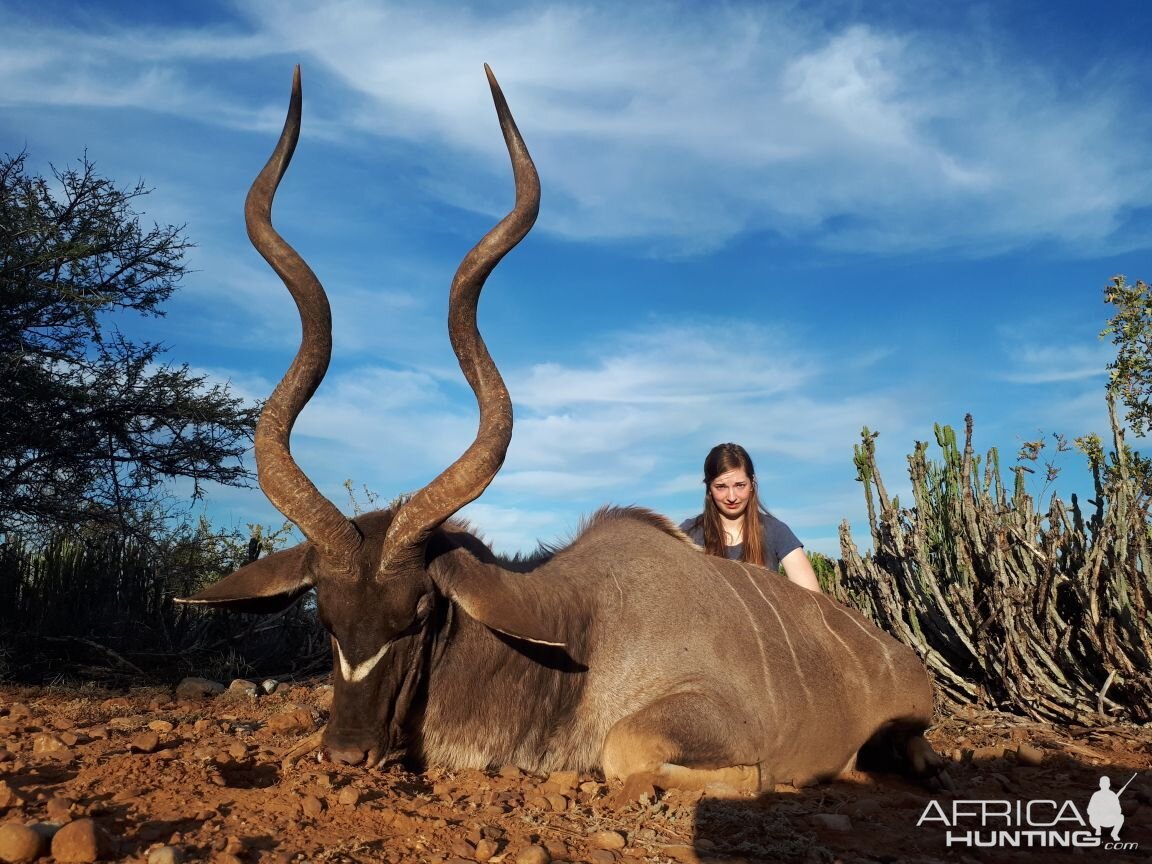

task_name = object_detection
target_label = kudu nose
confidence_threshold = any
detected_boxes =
[327,744,368,766]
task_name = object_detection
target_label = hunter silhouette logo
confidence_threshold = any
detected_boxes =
[1087,773,1136,842]
[917,773,1140,851]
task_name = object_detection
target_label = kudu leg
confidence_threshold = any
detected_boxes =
[601,693,765,803]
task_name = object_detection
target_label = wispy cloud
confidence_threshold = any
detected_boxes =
[4,1,1149,255]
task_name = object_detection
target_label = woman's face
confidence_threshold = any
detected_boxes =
[709,468,753,520]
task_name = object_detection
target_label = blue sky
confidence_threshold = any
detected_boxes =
[3,0,1150,557]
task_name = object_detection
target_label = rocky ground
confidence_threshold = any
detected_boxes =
[0,681,1148,864]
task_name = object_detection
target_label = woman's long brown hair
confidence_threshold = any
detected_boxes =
[699,443,768,566]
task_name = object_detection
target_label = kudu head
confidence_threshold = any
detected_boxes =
[179,65,540,766]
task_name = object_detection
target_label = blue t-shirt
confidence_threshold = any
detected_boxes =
[679,512,802,572]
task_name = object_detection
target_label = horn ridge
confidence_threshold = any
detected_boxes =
[247,66,362,572]
[379,65,540,576]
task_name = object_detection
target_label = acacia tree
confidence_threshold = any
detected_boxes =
[0,152,258,539]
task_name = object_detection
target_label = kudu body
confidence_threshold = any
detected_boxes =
[183,66,940,795]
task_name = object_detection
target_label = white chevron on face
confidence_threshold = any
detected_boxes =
[336,640,391,683]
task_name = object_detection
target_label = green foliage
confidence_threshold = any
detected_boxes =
[835,407,1152,725]
[1103,275,1152,436]
[807,551,838,594]
[0,151,258,539]
[0,518,318,684]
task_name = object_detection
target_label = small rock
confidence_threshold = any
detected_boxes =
[811,813,852,832]
[337,787,361,806]
[1015,743,1045,767]
[174,677,225,700]
[544,793,568,812]
[265,709,316,735]
[544,770,579,792]
[46,796,74,822]
[31,733,70,755]
[147,845,184,864]
[51,818,109,862]
[3,703,32,719]
[587,851,617,864]
[660,845,700,864]
[0,822,45,863]
[129,732,161,754]
[589,830,626,850]
[474,838,499,861]
[972,745,1006,762]
[226,679,259,699]
[147,721,175,734]
[514,846,550,864]
[300,794,325,818]
[0,779,20,810]
[260,679,279,695]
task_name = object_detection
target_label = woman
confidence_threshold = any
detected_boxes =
[680,443,822,592]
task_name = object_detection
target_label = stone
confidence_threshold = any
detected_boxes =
[147,721,175,733]
[45,796,74,822]
[514,846,550,864]
[174,677,225,700]
[544,770,579,792]
[337,787,361,806]
[659,845,701,864]
[147,846,184,864]
[260,679,279,695]
[0,822,45,863]
[587,851,617,864]
[129,732,161,754]
[31,733,70,755]
[474,838,499,861]
[0,779,20,810]
[972,744,1006,762]
[226,679,259,699]
[51,818,109,862]
[300,794,325,818]
[265,709,316,735]
[589,830,626,850]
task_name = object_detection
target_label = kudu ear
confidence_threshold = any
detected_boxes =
[431,564,566,648]
[176,544,316,614]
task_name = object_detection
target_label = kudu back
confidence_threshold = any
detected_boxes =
[181,66,940,796]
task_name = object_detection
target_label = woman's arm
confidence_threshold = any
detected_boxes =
[779,547,822,592]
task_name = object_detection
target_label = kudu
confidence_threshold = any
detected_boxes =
[181,66,942,796]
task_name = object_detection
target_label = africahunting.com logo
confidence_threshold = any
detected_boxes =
[917,773,1139,851]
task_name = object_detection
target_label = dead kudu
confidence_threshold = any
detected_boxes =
[181,66,943,797]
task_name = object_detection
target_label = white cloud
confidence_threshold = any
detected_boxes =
[5,1,1149,255]
[999,342,1113,384]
